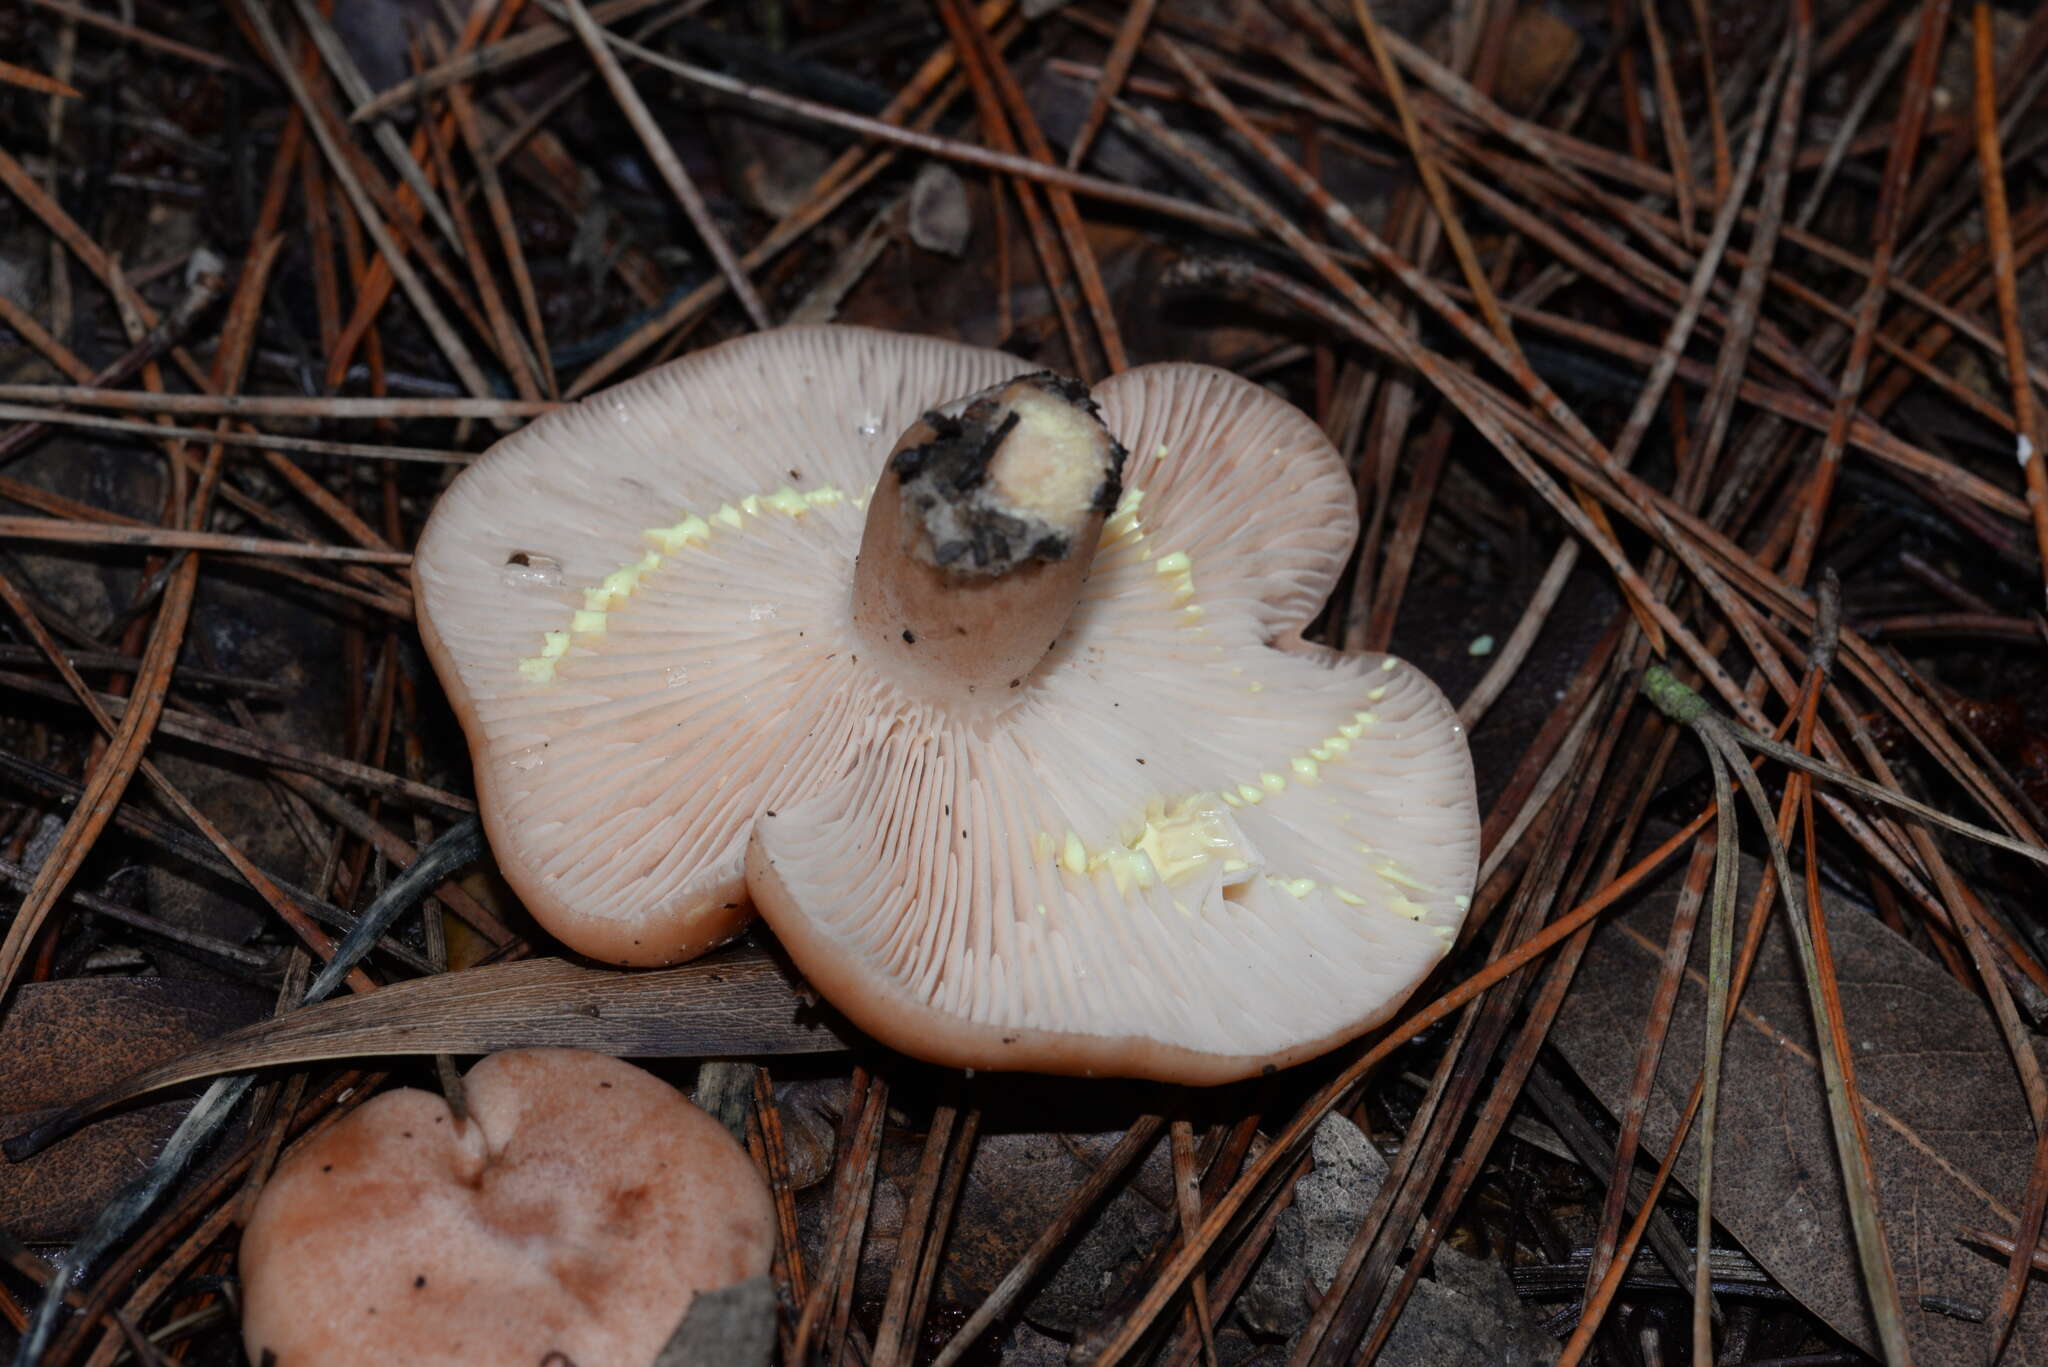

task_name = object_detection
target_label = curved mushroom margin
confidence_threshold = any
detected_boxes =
[747,840,1430,1085]
[415,575,756,964]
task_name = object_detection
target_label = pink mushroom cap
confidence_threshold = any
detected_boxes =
[239,1049,773,1366]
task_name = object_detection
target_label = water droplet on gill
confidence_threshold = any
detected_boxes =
[507,746,545,773]
[664,664,690,688]
[501,556,563,588]
[857,415,881,438]
[748,603,779,623]
[608,395,632,424]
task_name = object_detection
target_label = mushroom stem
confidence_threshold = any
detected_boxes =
[852,373,1124,697]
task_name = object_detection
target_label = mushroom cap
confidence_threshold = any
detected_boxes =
[416,326,1478,1081]
[238,1049,772,1367]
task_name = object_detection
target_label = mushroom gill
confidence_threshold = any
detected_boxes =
[415,327,1478,1082]
[415,329,1035,966]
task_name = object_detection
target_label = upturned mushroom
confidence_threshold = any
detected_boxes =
[415,325,1478,1083]
[238,1049,772,1366]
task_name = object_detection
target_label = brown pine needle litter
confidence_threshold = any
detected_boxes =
[4,2,2048,1365]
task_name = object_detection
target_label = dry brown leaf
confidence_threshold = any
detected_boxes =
[0,977,269,1239]
[1554,852,2048,1363]
[8,947,848,1157]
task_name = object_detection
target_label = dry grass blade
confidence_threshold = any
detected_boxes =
[562,31,1250,239]
[1289,988,1489,1363]
[1345,650,1653,1365]
[1064,0,1159,170]
[0,855,277,976]
[791,1071,884,1364]
[1636,0,1696,249]
[1780,0,1926,582]
[1961,1229,2048,1277]
[930,0,1091,376]
[824,1085,885,1367]
[1353,919,1600,1365]
[0,274,227,464]
[547,0,770,330]
[1794,12,1915,231]
[1168,1118,1221,1367]
[1139,43,1678,652]
[348,0,670,120]
[444,73,558,399]
[1559,753,1822,1365]
[0,403,468,462]
[562,0,1016,394]
[1605,38,1787,473]
[1648,669,1916,1362]
[1347,0,1506,345]
[1720,731,1912,1361]
[1577,833,1710,1309]
[0,58,80,99]
[24,0,242,71]
[418,88,545,404]
[1126,104,1679,668]
[869,1103,957,1366]
[1691,740,1739,1361]
[1560,1073,1707,1366]
[5,948,840,1162]
[1972,2,2048,614]
[0,560,383,995]
[0,517,412,564]
[313,0,527,392]
[1648,669,2048,866]
[1960,14,2048,1327]
[0,386,553,419]
[284,0,463,259]
[906,1107,980,1361]
[233,0,498,407]
[0,230,272,1004]
[1668,15,1805,499]
[936,0,1126,374]
[1340,0,1617,698]
[931,1113,1166,1367]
